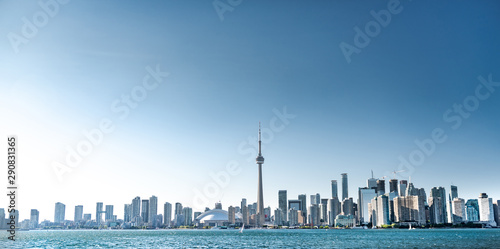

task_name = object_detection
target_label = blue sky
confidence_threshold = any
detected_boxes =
[0,0,499,221]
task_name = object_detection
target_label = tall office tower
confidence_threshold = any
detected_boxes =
[465,199,479,221]
[308,204,319,226]
[393,195,426,225]
[241,199,249,225]
[274,209,282,226]
[451,198,465,224]
[298,194,307,218]
[132,197,141,219]
[30,209,39,229]
[228,206,235,224]
[318,202,327,225]
[141,200,150,223]
[310,193,321,205]
[182,207,193,226]
[331,180,338,198]
[327,198,340,226]
[341,173,348,200]
[96,202,103,225]
[371,195,391,227]
[105,205,114,221]
[124,204,131,222]
[367,171,377,190]
[399,180,408,196]
[255,124,265,227]
[429,197,444,224]
[164,202,172,227]
[478,193,497,226]
[288,209,299,226]
[149,196,158,226]
[389,179,398,194]
[278,190,287,222]
[175,203,183,215]
[54,202,66,223]
[74,205,83,222]
[358,187,377,225]
[450,185,458,199]
[376,180,386,196]
[342,198,354,216]
[417,188,427,205]
[430,187,447,223]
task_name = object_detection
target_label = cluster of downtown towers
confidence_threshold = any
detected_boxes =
[9,128,500,229]
[16,173,499,230]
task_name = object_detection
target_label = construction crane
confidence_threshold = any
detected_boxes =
[391,170,405,179]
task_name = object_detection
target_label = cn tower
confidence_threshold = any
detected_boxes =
[256,123,265,227]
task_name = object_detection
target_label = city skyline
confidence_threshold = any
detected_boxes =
[1,1,499,223]
[10,171,500,224]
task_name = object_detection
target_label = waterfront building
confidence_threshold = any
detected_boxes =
[74,205,83,222]
[54,202,65,223]
[164,202,172,227]
[478,193,497,226]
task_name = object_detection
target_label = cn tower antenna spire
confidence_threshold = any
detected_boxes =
[256,122,265,227]
[258,121,262,155]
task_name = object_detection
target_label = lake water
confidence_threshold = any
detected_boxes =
[1,229,500,248]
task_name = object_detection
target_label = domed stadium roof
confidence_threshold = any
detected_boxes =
[196,209,242,222]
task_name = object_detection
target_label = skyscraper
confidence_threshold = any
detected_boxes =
[54,202,65,223]
[399,180,407,197]
[358,187,377,224]
[164,202,172,227]
[228,206,235,224]
[124,204,132,222]
[96,202,103,225]
[430,187,447,223]
[376,179,385,196]
[256,123,265,227]
[327,198,340,226]
[367,171,377,190]
[105,205,114,221]
[389,179,398,194]
[241,198,248,225]
[149,196,158,227]
[30,209,39,229]
[278,190,287,223]
[478,193,496,226]
[450,185,458,199]
[132,197,141,220]
[331,180,338,198]
[342,198,354,216]
[298,194,307,219]
[341,173,348,201]
[465,199,479,222]
[451,198,466,224]
[74,205,83,222]
[141,200,150,223]
[182,207,192,226]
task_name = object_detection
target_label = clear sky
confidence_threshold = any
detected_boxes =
[0,0,499,222]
